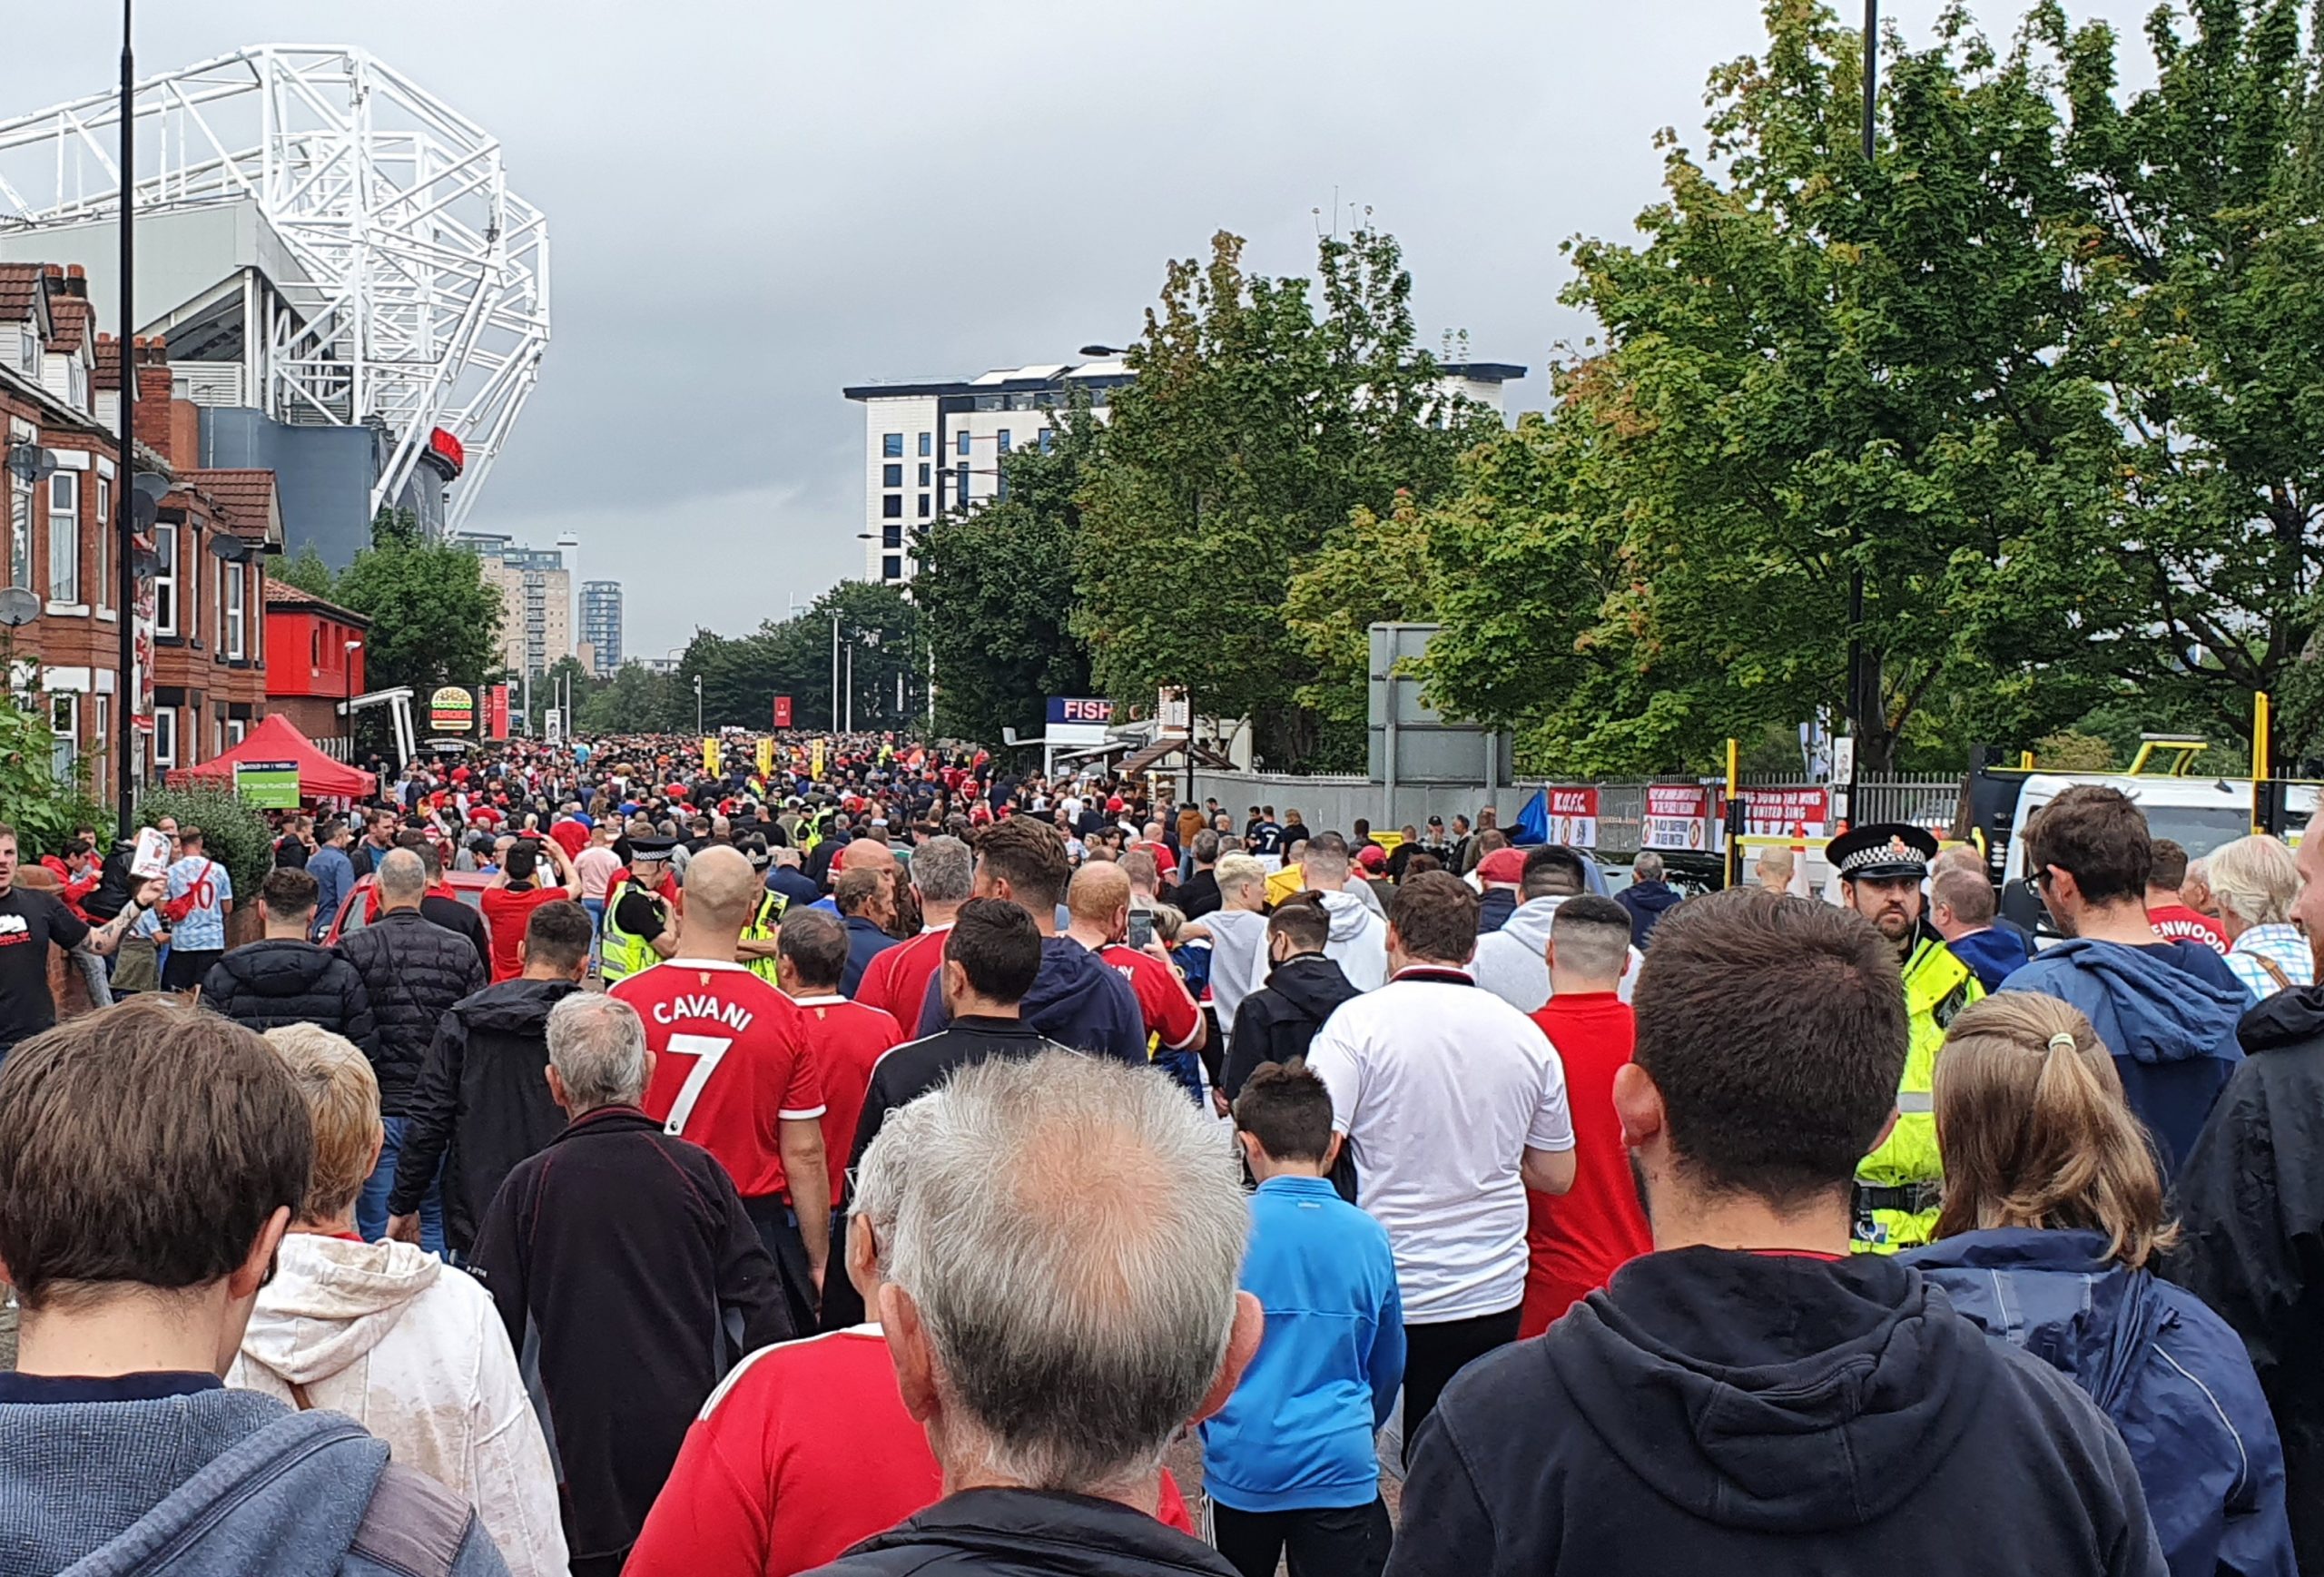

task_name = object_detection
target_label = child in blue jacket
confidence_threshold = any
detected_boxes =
[1201,1062,1403,1577]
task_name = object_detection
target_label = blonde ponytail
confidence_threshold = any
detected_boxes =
[1931,992,2177,1267]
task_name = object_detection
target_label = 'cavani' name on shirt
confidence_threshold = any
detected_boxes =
[652,995,754,1033]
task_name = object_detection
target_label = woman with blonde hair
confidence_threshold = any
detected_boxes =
[228,1024,570,1577]
[2207,834,2313,1001]
[1904,993,2294,1577]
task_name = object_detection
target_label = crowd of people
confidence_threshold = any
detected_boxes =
[0,731,2319,1577]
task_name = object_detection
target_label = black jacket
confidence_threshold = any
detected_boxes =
[202,941,375,1051]
[1387,1249,2166,1577]
[335,909,487,1116]
[820,1017,1068,1331]
[1614,879,1683,949]
[2167,985,2324,1572]
[807,1488,1237,1576]
[1222,954,1360,1099]
[422,892,493,975]
[471,1105,788,1576]
[1175,870,1222,921]
[1478,887,1520,934]
[388,975,579,1253]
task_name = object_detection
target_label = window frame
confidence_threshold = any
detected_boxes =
[46,470,78,605]
[153,522,180,636]
[152,706,177,769]
[93,475,110,610]
[881,432,904,458]
[881,494,903,519]
[225,561,245,660]
[49,692,77,779]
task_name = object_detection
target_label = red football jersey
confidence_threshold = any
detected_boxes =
[1098,943,1203,1053]
[852,924,951,1033]
[789,994,903,1204]
[616,959,825,1200]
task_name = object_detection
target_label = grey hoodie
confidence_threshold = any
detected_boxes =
[1472,896,1640,1013]
[1248,891,1386,996]
[0,1385,508,1575]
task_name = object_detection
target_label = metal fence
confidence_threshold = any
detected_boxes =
[1187,768,1967,857]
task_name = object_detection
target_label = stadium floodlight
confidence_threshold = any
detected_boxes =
[0,45,550,536]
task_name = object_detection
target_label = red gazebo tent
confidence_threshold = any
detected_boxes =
[172,713,377,801]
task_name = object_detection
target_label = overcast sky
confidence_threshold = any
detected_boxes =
[15,1,2161,655]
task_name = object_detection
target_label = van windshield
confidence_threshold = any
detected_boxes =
[2142,805,2261,860]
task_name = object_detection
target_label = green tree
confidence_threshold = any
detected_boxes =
[578,661,686,734]
[273,544,336,598]
[1283,490,1444,753]
[675,581,921,735]
[0,694,106,854]
[331,508,507,697]
[1417,2,2132,774]
[1072,226,1497,771]
[529,655,596,734]
[913,407,1096,744]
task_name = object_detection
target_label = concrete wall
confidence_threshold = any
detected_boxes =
[199,409,377,567]
[1190,771,1512,839]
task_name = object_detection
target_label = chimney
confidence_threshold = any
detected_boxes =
[64,264,86,300]
[134,338,174,437]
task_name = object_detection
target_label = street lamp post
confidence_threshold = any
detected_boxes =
[113,0,137,835]
[1845,0,1878,802]
[694,673,704,736]
[343,640,361,762]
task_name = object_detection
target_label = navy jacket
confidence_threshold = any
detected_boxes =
[1614,879,1682,950]
[2001,939,2245,1178]
[1908,1229,2295,1577]
[839,914,901,998]
[915,935,1145,1063]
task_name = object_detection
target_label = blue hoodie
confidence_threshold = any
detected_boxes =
[0,1385,507,1574]
[1907,1229,2296,1577]
[917,934,1145,1062]
[1201,1175,1404,1512]
[2000,939,2244,1177]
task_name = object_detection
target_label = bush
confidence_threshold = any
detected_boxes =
[133,784,275,899]
[0,695,107,857]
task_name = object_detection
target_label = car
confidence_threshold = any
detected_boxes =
[320,870,494,946]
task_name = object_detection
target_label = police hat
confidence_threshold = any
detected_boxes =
[627,836,680,862]
[1827,822,1939,882]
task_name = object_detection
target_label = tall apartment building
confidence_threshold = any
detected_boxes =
[842,355,1524,584]
[579,579,623,676]
[454,531,571,678]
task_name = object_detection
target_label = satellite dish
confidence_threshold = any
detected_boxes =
[131,471,171,503]
[0,587,40,627]
[130,491,157,529]
[5,444,57,486]
[207,532,249,562]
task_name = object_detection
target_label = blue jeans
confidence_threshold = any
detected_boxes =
[582,896,606,972]
[358,1113,446,1253]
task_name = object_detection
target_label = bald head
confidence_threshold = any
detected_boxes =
[840,838,898,880]
[683,844,762,929]
[376,847,427,908]
[1068,861,1133,936]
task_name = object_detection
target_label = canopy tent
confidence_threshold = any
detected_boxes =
[172,714,377,800]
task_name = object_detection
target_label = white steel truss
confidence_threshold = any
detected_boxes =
[0,46,550,534]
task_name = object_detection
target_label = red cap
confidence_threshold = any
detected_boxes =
[1356,844,1387,870]
[1107,796,1126,813]
[1478,846,1528,885]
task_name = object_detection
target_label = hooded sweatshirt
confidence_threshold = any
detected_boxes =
[228,1232,568,1577]
[1246,892,1385,1000]
[0,1381,507,1576]
[1222,953,1364,1099]
[2001,939,2245,1177]
[916,935,1144,1062]
[1389,1248,2166,1577]
[1472,897,1640,1014]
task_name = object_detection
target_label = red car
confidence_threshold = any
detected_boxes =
[321,870,495,946]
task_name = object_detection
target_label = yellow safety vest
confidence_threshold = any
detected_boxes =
[600,878,670,985]
[742,891,783,985]
[1854,930,1983,1253]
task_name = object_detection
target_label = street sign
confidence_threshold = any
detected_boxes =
[544,708,564,746]
[1543,786,1601,848]
[234,760,301,810]
[1832,735,1856,785]
[1157,687,1190,736]
[773,695,793,730]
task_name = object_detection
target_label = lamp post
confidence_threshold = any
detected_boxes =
[113,0,137,835]
[343,639,362,762]
[1846,0,1878,795]
[694,673,704,736]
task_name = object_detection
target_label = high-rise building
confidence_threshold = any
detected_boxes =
[580,579,623,676]
[842,355,1524,584]
[454,531,572,678]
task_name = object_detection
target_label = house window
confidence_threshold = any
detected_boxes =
[956,462,970,508]
[918,463,931,486]
[183,531,199,641]
[46,472,77,604]
[956,430,970,457]
[998,429,1012,454]
[881,432,903,458]
[918,432,931,457]
[49,692,76,778]
[882,523,902,549]
[1039,429,1055,455]
[93,477,110,608]
[311,627,321,672]
[227,718,247,746]
[882,463,903,488]
[153,524,179,635]
[917,493,931,517]
[882,555,903,580]
[225,562,245,659]
[152,706,177,769]
[6,472,28,589]
[881,494,903,519]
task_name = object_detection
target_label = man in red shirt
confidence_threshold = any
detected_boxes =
[478,836,576,983]
[2147,837,2230,953]
[1521,893,1652,1336]
[614,845,831,1333]
[1067,863,1206,1076]
[852,835,972,1030]
[773,908,901,1208]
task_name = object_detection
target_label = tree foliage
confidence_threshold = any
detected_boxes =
[1072,227,1496,771]
[273,544,337,598]
[664,581,921,736]
[0,694,105,854]
[913,408,1096,745]
[330,509,506,697]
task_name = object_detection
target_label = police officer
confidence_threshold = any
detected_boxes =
[600,838,681,985]
[1826,822,1984,1251]
[737,843,783,983]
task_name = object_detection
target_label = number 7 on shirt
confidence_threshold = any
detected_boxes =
[661,1032,733,1137]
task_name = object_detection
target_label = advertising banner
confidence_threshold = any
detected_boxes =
[756,736,775,779]
[1542,786,1601,848]
[487,684,510,741]
[1738,786,1833,839]
[1642,784,1718,852]
[773,695,793,730]
[703,738,723,778]
[234,760,301,810]
[428,685,475,734]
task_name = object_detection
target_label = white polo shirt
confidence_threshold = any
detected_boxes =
[1305,966,1575,1324]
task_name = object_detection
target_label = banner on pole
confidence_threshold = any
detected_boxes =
[1541,786,1600,848]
